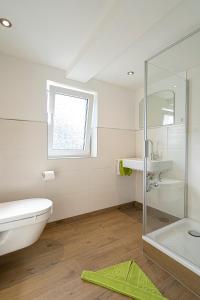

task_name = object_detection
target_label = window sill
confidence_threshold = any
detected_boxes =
[47,155,97,160]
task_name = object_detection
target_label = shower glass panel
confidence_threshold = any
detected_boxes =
[142,28,200,279]
[144,61,187,235]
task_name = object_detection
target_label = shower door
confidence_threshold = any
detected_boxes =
[143,61,187,235]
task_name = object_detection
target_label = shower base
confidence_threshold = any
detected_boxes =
[143,218,200,296]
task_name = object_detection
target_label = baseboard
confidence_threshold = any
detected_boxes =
[47,200,177,229]
[47,201,136,228]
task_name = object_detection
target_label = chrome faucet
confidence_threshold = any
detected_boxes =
[146,174,159,192]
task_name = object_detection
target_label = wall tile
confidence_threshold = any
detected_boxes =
[0,119,136,221]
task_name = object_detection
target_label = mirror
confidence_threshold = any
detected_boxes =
[139,90,175,128]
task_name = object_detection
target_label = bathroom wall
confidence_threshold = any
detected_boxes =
[133,77,186,218]
[187,65,200,222]
[0,53,136,222]
[132,65,200,222]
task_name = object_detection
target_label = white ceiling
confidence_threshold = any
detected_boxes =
[0,0,200,90]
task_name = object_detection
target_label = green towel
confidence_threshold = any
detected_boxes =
[81,260,167,300]
[119,160,132,176]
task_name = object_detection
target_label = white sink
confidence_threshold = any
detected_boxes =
[123,158,173,173]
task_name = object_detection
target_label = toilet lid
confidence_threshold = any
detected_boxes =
[0,198,53,224]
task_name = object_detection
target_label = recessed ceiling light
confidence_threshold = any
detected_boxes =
[127,71,134,76]
[0,18,12,28]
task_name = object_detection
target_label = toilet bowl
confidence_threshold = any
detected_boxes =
[0,198,53,255]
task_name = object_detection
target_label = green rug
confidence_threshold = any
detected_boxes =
[81,260,167,300]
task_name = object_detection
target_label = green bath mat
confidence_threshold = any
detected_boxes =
[81,260,167,300]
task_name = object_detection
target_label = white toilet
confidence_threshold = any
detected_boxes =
[0,198,53,256]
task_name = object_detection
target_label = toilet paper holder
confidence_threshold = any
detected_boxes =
[42,171,55,181]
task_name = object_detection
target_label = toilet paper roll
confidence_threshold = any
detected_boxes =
[42,171,55,181]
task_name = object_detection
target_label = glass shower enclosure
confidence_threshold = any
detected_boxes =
[143,61,187,235]
[142,28,200,280]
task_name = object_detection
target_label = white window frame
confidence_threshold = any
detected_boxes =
[47,85,94,158]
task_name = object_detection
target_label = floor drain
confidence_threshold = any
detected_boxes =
[188,230,200,237]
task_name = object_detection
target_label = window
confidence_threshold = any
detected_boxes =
[47,84,95,158]
[163,114,174,126]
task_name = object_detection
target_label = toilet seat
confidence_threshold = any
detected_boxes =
[0,198,52,223]
[0,198,53,231]
[0,198,53,255]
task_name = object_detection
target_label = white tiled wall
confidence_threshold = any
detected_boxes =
[0,53,136,222]
[133,81,186,218]
[135,125,185,177]
[167,125,186,180]
[0,119,136,223]
[134,124,185,217]
[132,68,187,218]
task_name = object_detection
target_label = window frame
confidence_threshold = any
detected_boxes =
[47,85,94,158]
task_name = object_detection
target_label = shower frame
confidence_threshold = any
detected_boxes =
[142,28,200,235]
[142,27,200,296]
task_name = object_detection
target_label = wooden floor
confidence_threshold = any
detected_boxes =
[0,205,198,300]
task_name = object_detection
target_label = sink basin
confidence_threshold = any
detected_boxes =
[123,158,144,171]
[123,158,173,173]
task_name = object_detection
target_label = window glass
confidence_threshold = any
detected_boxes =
[52,94,88,150]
